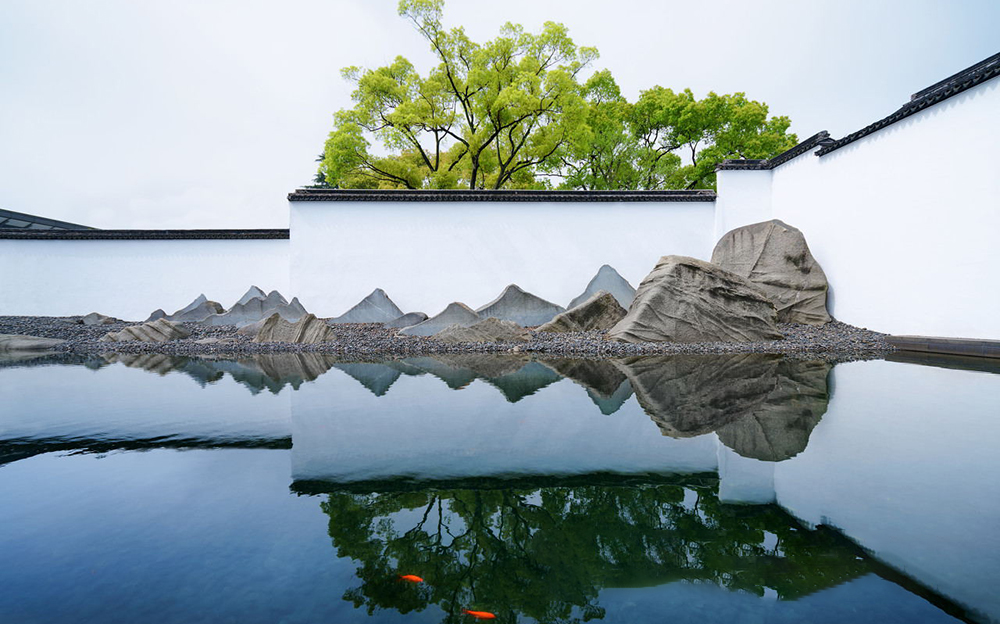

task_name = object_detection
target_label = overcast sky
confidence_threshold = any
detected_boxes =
[1,0,997,229]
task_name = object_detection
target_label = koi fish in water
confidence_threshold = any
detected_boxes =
[463,610,497,619]
[399,575,424,583]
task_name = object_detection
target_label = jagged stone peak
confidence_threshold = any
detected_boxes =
[570,265,636,310]
[476,284,564,327]
[398,302,481,336]
[173,294,208,316]
[265,290,289,305]
[330,288,405,324]
[236,285,267,306]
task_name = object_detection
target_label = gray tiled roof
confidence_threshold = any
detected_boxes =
[0,208,94,231]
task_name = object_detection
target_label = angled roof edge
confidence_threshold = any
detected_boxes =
[287,189,717,202]
[818,51,1000,156]
[715,131,832,172]
[0,208,95,231]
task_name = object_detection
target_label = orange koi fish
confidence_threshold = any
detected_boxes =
[463,610,496,619]
[399,574,424,583]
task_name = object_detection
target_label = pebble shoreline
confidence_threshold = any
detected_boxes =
[1,316,895,364]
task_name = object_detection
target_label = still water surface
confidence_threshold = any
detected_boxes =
[1,352,998,623]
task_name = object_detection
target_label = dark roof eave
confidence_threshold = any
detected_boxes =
[0,229,290,240]
[715,131,832,172]
[287,189,717,202]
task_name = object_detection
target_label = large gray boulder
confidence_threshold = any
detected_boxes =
[399,303,481,337]
[100,319,192,343]
[608,256,783,343]
[81,312,117,326]
[569,264,636,309]
[476,284,564,327]
[536,291,626,333]
[0,334,66,352]
[432,317,529,344]
[165,295,225,323]
[203,291,306,327]
[384,312,428,329]
[711,219,831,325]
[252,313,336,344]
[329,288,404,324]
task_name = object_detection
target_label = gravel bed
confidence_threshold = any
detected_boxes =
[1,316,895,364]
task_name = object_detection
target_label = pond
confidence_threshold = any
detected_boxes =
[1,351,998,623]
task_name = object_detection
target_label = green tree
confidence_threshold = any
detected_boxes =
[319,0,597,189]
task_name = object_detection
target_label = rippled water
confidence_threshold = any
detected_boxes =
[1,351,998,623]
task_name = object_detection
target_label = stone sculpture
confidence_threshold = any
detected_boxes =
[536,291,626,333]
[432,317,529,344]
[569,264,636,309]
[0,334,67,352]
[252,313,336,344]
[476,284,564,326]
[80,312,117,326]
[711,219,831,325]
[99,319,192,343]
[161,294,224,323]
[329,288,405,324]
[384,312,429,329]
[608,256,783,343]
[204,290,306,327]
[399,302,481,336]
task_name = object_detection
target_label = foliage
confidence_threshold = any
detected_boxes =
[320,478,870,623]
[319,1,796,191]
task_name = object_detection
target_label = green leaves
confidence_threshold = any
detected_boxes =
[319,1,796,190]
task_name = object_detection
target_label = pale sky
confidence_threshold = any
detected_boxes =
[1,0,997,229]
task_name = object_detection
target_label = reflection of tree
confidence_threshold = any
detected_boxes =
[321,478,870,623]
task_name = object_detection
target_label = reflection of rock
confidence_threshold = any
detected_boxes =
[399,303,480,336]
[253,313,336,344]
[541,357,634,415]
[330,288,404,324]
[0,334,66,352]
[569,264,636,309]
[333,363,402,396]
[385,312,428,329]
[476,284,564,327]
[100,319,192,343]
[165,294,225,322]
[397,356,478,389]
[712,220,831,325]
[537,291,626,333]
[716,359,831,461]
[482,361,563,403]
[616,354,780,437]
[433,318,529,344]
[204,290,306,327]
[609,256,782,344]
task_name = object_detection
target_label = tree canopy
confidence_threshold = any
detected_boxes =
[318,0,797,190]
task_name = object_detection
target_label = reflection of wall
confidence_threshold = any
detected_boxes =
[0,238,290,319]
[290,365,720,484]
[773,360,1000,623]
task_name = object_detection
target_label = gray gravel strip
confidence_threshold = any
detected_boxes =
[0,316,894,364]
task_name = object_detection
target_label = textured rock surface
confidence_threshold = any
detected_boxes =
[204,290,305,327]
[384,312,428,329]
[145,309,166,323]
[252,313,336,344]
[0,334,67,351]
[609,256,783,343]
[711,219,831,325]
[569,264,636,309]
[537,291,626,333]
[100,319,192,343]
[165,295,224,322]
[716,359,831,461]
[399,303,481,336]
[616,354,780,438]
[433,317,529,344]
[476,284,564,326]
[81,312,117,326]
[330,288,405,324]
[235,285,267,306]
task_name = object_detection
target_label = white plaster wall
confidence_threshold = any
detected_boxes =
[0,239,290,320]
[290,200,716,318]
[754,78,1000,338]
[773,359,1000,623]
[714,169,772,241]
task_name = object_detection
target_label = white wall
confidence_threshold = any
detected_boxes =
[714,168,771,241]
[0,239,290,320]
[718,77,1000,339]
[290,200,716,318]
